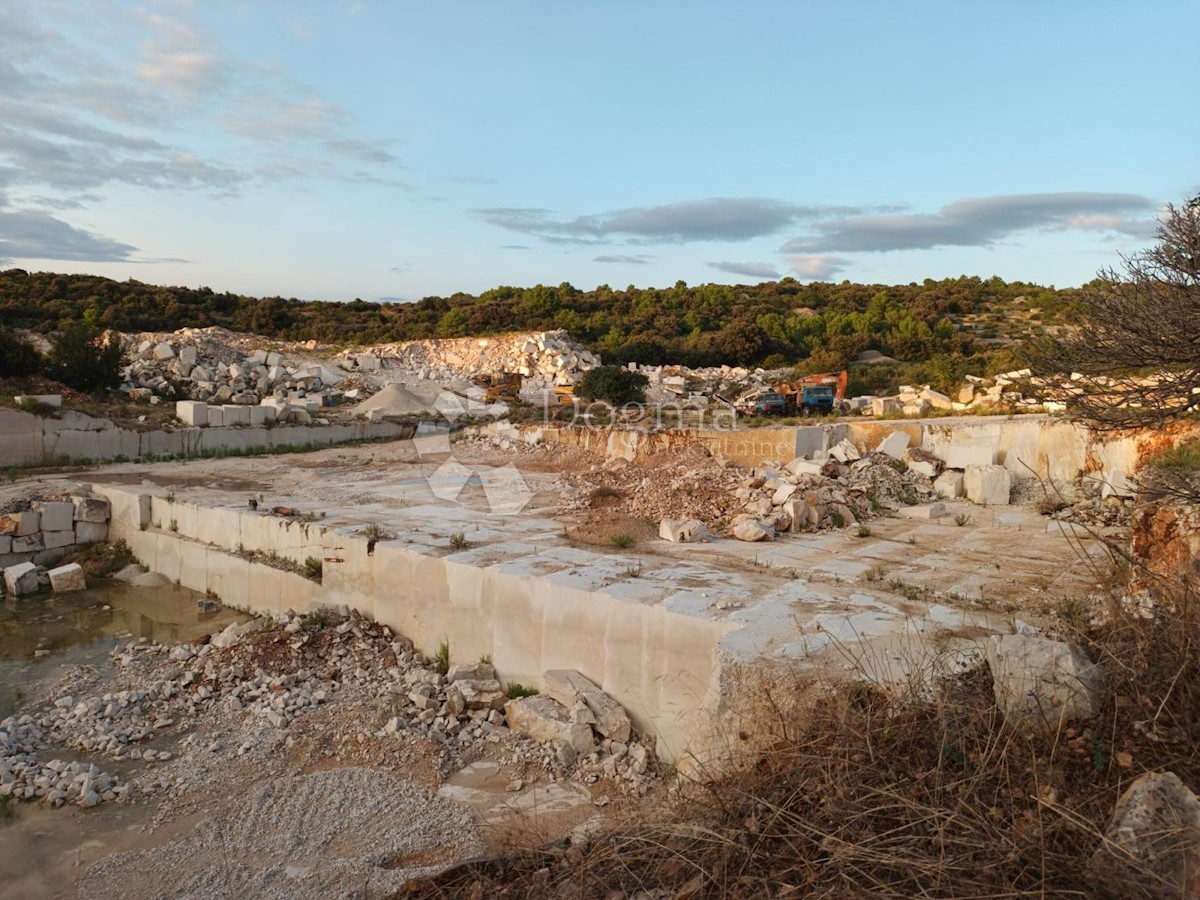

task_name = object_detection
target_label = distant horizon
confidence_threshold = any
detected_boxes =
[1,2,1195,301]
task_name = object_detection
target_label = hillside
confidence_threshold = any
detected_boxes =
[0,269,1079,379]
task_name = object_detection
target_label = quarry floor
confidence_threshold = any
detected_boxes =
[66,434,1118,676]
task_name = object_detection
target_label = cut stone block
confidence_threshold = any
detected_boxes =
[964,465,1012,506]
[543,669,632,742]
[34,501,74,532]
[897,502,947,520]
[48,562,86,592]
[871,397,902,417]
[942,445,995,468]
[933,470,965,499]
[221,405,250,426]
[920,387,954,409]
[175,400,209,426]
[4,562,40,596]
[0,536,9,555]
[178,345,198,367]
[13,533,45,553]
[0,510,40,536]
[42,530,74,550]
[875,431,910,459]
[74,521,108,544]
[659,518,711,543]
[504,696,595,754]
[784,458,824,477]
[986,633,1105,730]
[72,497,110,523]
[152,342,175,361]
[207,407,225,427]
[247,406,271,426]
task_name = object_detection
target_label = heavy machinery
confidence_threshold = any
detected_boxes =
[472,372,522,403]
[780,370,849,416]
[552,384,576,405]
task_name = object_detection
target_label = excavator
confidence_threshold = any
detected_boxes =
[779,370,849,416]
[724,370,848,417]
[471,372,523,403]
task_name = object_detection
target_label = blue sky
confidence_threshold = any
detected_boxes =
[1,1,1195,302]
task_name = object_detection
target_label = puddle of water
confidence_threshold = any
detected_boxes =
[0,580,248,717]
[438,761,601,851]
[0,580,249,899]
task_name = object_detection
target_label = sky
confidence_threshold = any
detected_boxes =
[0,0,1196,303]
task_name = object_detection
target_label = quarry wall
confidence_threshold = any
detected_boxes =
[93,484,735,766]
[0,408,408,468]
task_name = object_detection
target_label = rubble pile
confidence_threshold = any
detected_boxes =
[336,330,600,391]
[725,443,938,541]
[561,447,749,527]
[118,327,352,418]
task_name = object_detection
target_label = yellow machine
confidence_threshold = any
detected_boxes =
[553,384,576,405]
[472,372,523,403]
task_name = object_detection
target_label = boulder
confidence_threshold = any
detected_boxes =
[875,431,910,459]
[543,669,632,742]
[456,679,507,711]
[933,470,965,499]
[771,482,798,505]
[986,633,1105,730]
[785,458,824,477]
[780,499,810,532]
[34,501,74,532]
[828,439,861,463]
[920,387,954,410]
[152,342,175,361]
[903,448,942,479]
[965,465,1012,506]
[48,563,86,592]
[4,562,40,596]
[447,662,496,683]
[733,519,774,542]
[659,518,712,543]
[504,696,595,754]
[1087,771,1200,898]
[744,497,773,517]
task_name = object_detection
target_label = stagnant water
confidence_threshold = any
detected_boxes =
[0,580,249,898]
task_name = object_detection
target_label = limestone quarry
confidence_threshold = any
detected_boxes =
[3,328,1200,898]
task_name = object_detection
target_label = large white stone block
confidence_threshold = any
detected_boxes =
[152,342,175,361]
[942,445,996,468]
[42,530,75,550]
[504,696,595,754]
[222,405,250,426]
[207,406,225,427]
[875,431,910,459]
[4,561,39,596]
[175,400,209,427]
[48,562,86,592]
[933,470,965,499]
[964,464,1011,505]
[986,633,1104,730]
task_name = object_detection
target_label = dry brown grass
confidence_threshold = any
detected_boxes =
[402,581,1200,899]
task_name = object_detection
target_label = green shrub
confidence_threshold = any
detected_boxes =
[506,682,539,699]
[610,532,635,549]
[43,324,122,392]
[576,366,649,406]
[433,640,450,675]
[303,556,323,580]
[0,327,41,376]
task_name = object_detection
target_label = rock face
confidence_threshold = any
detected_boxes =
[504,696,595,755]
[965,464,1012,506]
[543,669,632,742]
[659,518,711,543]
[3,562,40,596]
[1088,771,1200,898]
[47,563,86,592]
[986,633,1105,730]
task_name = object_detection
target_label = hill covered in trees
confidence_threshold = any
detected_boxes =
[0,269,1078,377]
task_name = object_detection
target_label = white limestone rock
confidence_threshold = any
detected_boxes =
[1087,771,1200,897]
[543,668,632,742]
[504,696,595,754]
[4,561,40,596]
[659,518,712,543]
[964,464,1012,506]
[48,563,86,592]
[875,431,910,459]
[732,519,774,542]
[933,470,965,499]
[986,633,1105,730]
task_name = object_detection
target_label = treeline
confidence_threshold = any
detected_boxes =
[0,269,1077,372]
